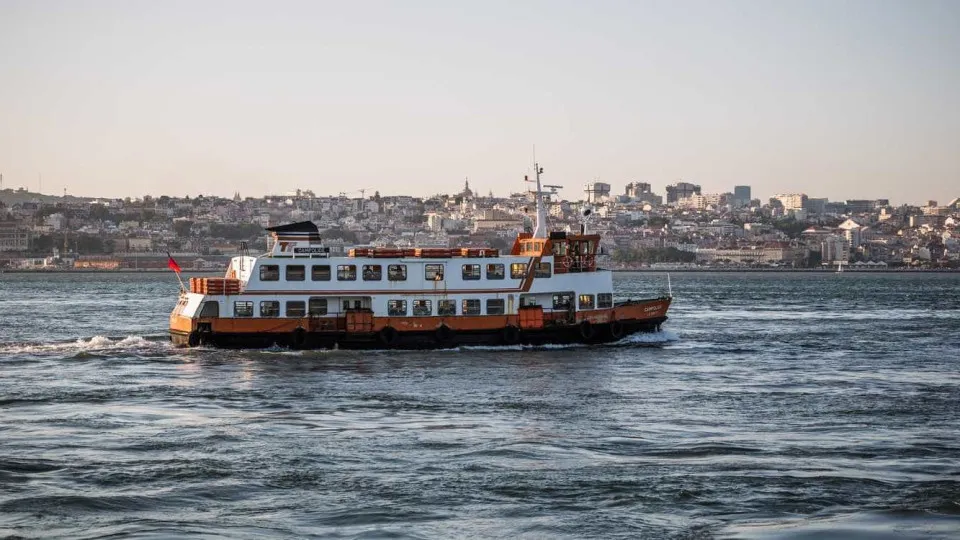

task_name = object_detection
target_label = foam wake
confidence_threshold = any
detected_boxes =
[0,335,171,357]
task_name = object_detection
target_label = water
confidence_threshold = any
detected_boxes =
[1,271,958,539]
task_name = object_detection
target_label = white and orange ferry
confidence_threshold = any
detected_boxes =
[169,165,671,349]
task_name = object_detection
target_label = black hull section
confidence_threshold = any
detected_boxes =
[170,318,668,350]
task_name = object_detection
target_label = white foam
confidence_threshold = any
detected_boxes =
[0,335,169,357]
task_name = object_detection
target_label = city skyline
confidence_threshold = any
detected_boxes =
[2,1,958,204]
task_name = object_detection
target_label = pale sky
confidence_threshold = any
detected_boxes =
[1,0,957,205]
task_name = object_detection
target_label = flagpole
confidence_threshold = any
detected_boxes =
[175,270,186,292]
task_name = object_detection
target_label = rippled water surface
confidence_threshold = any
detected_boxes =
[1,271,959,539]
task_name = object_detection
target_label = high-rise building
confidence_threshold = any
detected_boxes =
[665,182,701,204]
[625,182,652,198]
[733,185,751,206]
[775,193,808,211]
[584,182,611,203]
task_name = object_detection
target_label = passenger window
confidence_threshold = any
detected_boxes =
[486,263,505,280]
[510,263,527,279]
[552,293,573,310]
[388,264,407,281]
[462,264,481,280]
[199,301,219,318]
[438,299,456,316]
[425,264,444,281]
[337,265,357,281]
[260,265,280,281]
[363,265,382,281]
[311,265,331,281]
[579,294,595,309]
[534,262,551,278]
[234,301,254,317]
[413,300,432,316]
[286,301,306,317]
[260,300,280,317]
[286,265,305,281]
[388,300,407,316]
[598,293,613,308]
[308,298,328,316]
[462,299,481,315]
[486,299,505,315]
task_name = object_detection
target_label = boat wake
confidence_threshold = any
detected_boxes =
[0,335,173,358]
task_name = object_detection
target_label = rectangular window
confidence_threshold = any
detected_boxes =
[308,297,328,316]
[462,264,481,280]
[362,264,382,281]
[337,264,357,281]
[311,265,331,281]
[286,300,306,317]
[438,299,456,316]
[388,300,407,316]
[260,300,280,317]
[462,299,481,315]
[534,262,551,278]
[199,301,220,318]
[486,263,505,280]
[579,294,595,310]
[552,293,573,310]
[234,301,254,317]
[520,294,537,307]
[286,265,305,281]
[388,264,407,281]
[413,299,432,316]
[425,263,444,281]
[486,299,505,315]
[260,264,280,281]
[510,262,527,279]
[598,293,613,308]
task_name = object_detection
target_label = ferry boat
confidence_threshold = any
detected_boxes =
[169,165,671,349]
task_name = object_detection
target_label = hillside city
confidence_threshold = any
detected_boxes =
[1,179,958,271]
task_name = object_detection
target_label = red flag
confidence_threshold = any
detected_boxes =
[166,252,182,273]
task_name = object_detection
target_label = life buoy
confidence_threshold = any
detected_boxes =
[378,326,400,348]
[292,327,307,349]
[187,330,201,348]
[579,320,596,341]
[609,320,624,340]
[502,325,520,345]
[435,324,455,345]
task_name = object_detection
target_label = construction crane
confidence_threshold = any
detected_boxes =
[338,187,372,199]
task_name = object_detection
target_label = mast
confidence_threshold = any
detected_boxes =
[531,162,548,239]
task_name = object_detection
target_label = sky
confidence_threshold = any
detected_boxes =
[1,0,958,205]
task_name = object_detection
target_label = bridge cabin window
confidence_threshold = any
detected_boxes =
[534,262,551,278]
[438,299,456,316]
[510,263,527,279]
[486,299,505,315]
[552,293,573,310]
[598,293,613,308]
[413,300,432,316]
[308,298,328,316]
[462,299,481,316]
[337,265,357,281]
[312,265,331,281]
[579,294,595,310]
[199,301,219,318]
[486,263,504,280]
[260,301,280,317]
[234,301,254,317]
[286,265,305,281]
[388,300,407,316]
[260,265,280,281]
[388,264,407,281]
[363,264,382,281]
[425,264,444,281]
[286,301,306,317]
[462,264,481,280]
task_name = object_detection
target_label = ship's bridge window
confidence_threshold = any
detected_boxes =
[552,242,568,256]
[598,293,613,308]
[286,301,306,317]
[199,301,219,318]
[260,300,280,317]
[308,297,328,316]
[462,264,481,280]
[438,299,456,316]
[312,265,331,281]
[552,293,573,310]
[234,301,254,317]
[579,294,595,310]
[462,299,481,316]
[363,264,382,281]
[413,299,432,316]
[260,265,280,281]
[337,265,357,281]
[425,264,444,281]
[388,300,407,316]
[534,262,551,278]
[510,262,527,279]
[486,299,505,315]
[486,263,504,280]
[388,264,407,281]
[286,265,305,281]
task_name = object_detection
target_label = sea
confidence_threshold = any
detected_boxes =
[1,271,958,539]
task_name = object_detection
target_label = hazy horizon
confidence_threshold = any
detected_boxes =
[1,0,958,205]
